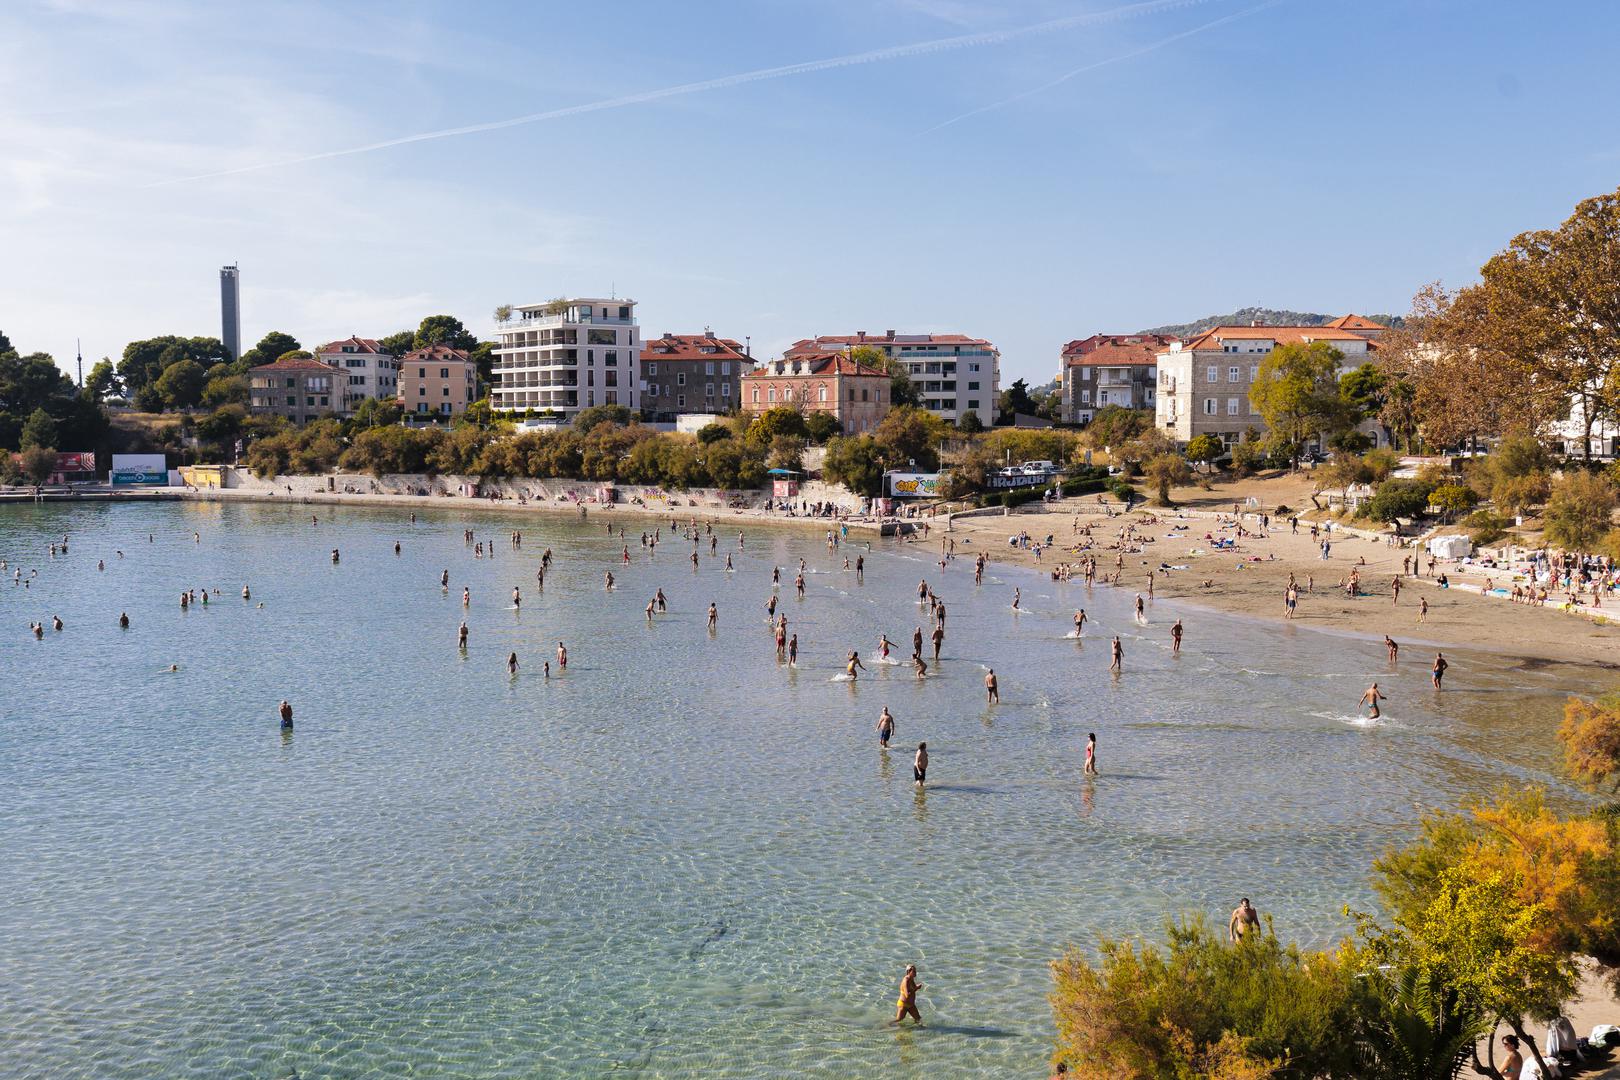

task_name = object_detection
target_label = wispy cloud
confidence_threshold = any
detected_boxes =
[147,0,1224,186]
[917,0,1285,136]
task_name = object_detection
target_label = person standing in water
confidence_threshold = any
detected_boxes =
[787,634,798,665]
[1073,609,1086,636]
[1431,651,1448,689]
[1359,682,1387,719]
[1385,635,1399,663]
[458,621,468,649]
[1012,587,1021,611]
[1170,620,1183,656]
[512,586,521,609]
[1110,636,1123,673]
[1084,732,1097,776]
[985,668,999,704]
[119,612,130,629]
[508,652,519,675]
[1134,594,1145,622]
[708,603,718,631]
[278,700,294,729]
[462,587,470,607]
[891,964,923,1026]
[912,744,928,787]
[646,599,657,622]
[1229,898,1260,942]
[557,641,568,670]
[930,624,944,662]
[877,707,895,748]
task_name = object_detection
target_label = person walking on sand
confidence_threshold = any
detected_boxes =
[912,744,928,787]
[1359,682,1387,719]
[1171,619,1183,656]
[1391,577,1401,605]
[1110,636,1123,673]
[279,700,294,729]
[985,668,999,704]
[1431,651,1448,690]
[877,707,894,748]
[1084,732,1097,776]
[1385,635,1399,663]
[1229,898,1260,943]
[891,964,924,1025]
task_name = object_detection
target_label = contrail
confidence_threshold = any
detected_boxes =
[148,0,1224,186]
[917,0,1284,136]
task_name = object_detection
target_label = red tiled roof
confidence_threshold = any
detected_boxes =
[1321,314,1385,331]
[1065,340,1163,368]
[642,333,749,361]
[1061,333,1177,359]
[743,351,889,380]
[401,344,472,363]
[784,332,993,355]
[316,336,385,355]
[1178,325,1378,351]
[249,356,337,373]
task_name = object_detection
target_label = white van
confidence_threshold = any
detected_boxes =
[1021,460,1056,475]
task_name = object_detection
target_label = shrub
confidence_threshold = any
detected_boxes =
[1361,478,1434,523]
[1544,471,1618,551]
[1428,484,1479,514]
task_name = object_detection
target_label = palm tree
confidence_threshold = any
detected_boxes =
[1355,965,1488,1080]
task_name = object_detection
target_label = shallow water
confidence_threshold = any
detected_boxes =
[0,501,1590,1077]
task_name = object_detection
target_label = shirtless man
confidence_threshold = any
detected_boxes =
[1359,682,1387,719]
[656,589,667,612]
[1170,620,1183,656]
[556,641,568,670]
[1012,587,1021,611]
[1417,596,1428,623]
[877,707,895,748]
[278,700,294,729]
[1073,609,1086,636]
[1134,594,1145,622]
[605,571,614,590]
[119,612,130,629]
[985,668,999,704]
[1431,651,1448,689]
[708,603,718,631]
[1229,898,1260,943]
[913,654,928,678]
[891,964,923,1025]
[512,587,521,609]
[787,634,798,665]
[1110,636,1123,674]
[912,626,924,657]
[912,744,929,788]
[458,621,468,648]
[931,624,944,662]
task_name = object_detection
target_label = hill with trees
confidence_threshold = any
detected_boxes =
[1142,307,1404,339]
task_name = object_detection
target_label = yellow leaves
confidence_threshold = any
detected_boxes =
[1560,694,1620,794]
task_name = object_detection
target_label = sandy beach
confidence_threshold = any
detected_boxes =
[945,473,1620,673]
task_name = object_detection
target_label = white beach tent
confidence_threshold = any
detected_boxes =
[1427,535,1473,559]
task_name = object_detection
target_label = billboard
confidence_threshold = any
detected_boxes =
[888,472,942,498]
[111,454,168,485]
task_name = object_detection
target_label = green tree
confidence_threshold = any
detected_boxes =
[154,359,207,410]
[1428,484,1479,516]
[804,410,841,443]
[414,314,478,352]
[1085,403,1150,448]
[745,406,809,446]
[493,304,513,324]
[696,422,733,445]
[1348,960,1488,1080]
[1250,342,1354,469]
[20,407,58,449]
[872,405,948,471]
[1339,363,1387,421]
[83,358,122,402]
[195,404,246,448]
[822,435,884,497]
[377,330,416,359]
[1143,452,1192,505]
[572,404,633,433]
[1560,694,1620,795]
[957,408,985,434]
[850,345,918,408]
[20,444,58,483]
[998,378,1037,422]
[118,336,227,396]
[201,373,248,408]
[236,331,302,370]
[1362,479,1434,523]
[1543,471,1617,551]
[1185,433,1225,471]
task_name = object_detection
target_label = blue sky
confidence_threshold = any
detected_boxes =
[3,0,1617,386]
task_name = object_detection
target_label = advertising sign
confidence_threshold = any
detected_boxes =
[772,479,799,498]
[887,472,941,498]
[111,453,168,485]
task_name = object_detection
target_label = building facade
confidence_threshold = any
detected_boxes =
[315,337,398,415]
[740,352,890,435]
[1060,334,1177,424]
[399,344,476,418]
[1154,322,1379,446]
[248,355,339,424]
[491,297,640,421]
[639,331,748,421]
[782,330,998,423]
[220,264,240,361]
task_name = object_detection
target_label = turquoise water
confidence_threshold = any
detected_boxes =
[0,500,1582,1077]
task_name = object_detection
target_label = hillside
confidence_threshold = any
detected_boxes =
[1141,307,1404,339]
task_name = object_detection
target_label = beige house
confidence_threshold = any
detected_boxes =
[1154,319,1382,447]
[400,344,477,418]
[740,352,890,435]
[1061,334,1177,424]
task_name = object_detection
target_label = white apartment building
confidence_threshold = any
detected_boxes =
[315,337,397,415]
[491,297,641,419]
[1154,321,1380,447]
[782,330,999,423]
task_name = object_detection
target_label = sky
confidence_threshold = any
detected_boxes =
[3,0,1618,387]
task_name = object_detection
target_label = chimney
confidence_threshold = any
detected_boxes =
[886,330,895,339]
[704,326,714,339]
[856,330,866,342]
[1251,320,1262,327]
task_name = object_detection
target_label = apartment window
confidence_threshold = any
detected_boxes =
[721,383,730,398]
[768,388,776,402]
[784,387,794,402]
[605,351,617,365]
[418,368,425,378]
[1081,367,1091,380]
[418,386,426,396]
[968,381,979,391]
[1098,390,1109,404]
[618,305,629,320]
[819,385,828,403]
[676,372,686,386]
[677,394,686,408]
[968,363,980,372]
[752,388,759,403]
[1203,398,1216,415]
[1206,365,1218,382]
[861,388,869,402]
[705,382,714,397]
[1080,390,1092,404]
[967,400,978,411]
[349,375,365,385]
[306,396,315,406]
[285,377,295,388]
[1228,366,1240,382]
[1227,397,1239,415]
[646,362,657,376]
[443,387,450,397]
[1249,365,1259,381]
[705,362,714,375]
[720,362,731,375]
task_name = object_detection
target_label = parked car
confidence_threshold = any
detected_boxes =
[1021,460,1056,473]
